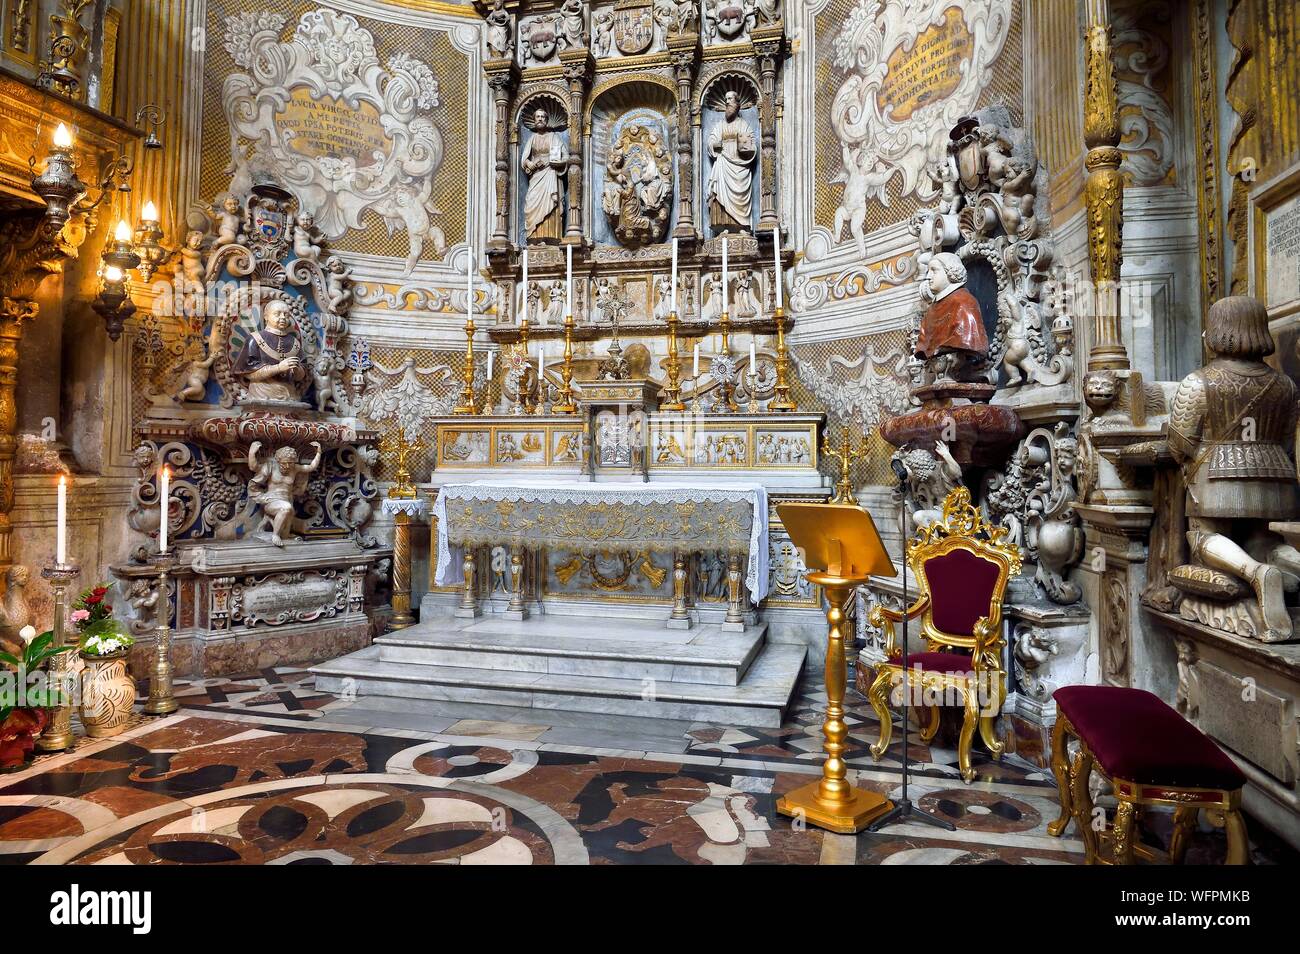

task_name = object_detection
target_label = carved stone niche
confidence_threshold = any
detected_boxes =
[590,80,677,249]
[1003,601,1092,762]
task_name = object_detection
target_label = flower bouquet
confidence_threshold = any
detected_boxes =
[0,626,73,770]
[73,583,137,739]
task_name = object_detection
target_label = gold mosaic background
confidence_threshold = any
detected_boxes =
[812,0,1025,237]
[198,0,470,259]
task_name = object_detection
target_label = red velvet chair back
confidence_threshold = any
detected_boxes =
[920,548,1003,640]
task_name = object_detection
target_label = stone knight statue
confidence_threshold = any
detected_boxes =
[231,299,308,403]
[706,90,756,232]
[522,107,567,242]
[1166,295,1300,641]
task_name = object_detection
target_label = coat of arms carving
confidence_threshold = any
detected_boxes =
[613,0,655,55]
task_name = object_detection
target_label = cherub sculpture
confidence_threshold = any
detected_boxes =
[292,212,323,262]
[213,195,242,248]
[311,353,342,414]
[326,255,353,313]
[180,230,206,287]
[175,349,216,403]
[247,441,323,546]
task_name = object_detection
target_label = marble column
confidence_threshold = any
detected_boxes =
[752,27,784,234]
[1082,0,1128,372]
[486,62,519,253]
[382,496,428,630]
[668,35,699,241]
[561,51,593,245]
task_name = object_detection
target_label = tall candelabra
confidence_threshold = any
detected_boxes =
[712,311,739,412]
[823,430,869,505]
[143,552,178,715]
[453,315,477,414]
[554,313,577,414]
[378,430,425,499]
[770,306,796,412]
[35,562,80,752]
[661,311,685,411]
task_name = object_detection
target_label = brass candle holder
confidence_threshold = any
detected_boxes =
[746,370,760,414]
[712,312,739,413]
[661,310,685,411]
[770,306,796,412]
[554,313,578,414]
[453,315,477,414]
[35,562,80,752]
[823,430,869,505]
[143,552,178,716]
[379,430,426,499]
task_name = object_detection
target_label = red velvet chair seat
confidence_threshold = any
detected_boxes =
[1053,685,1245,790]
[903,651,976,675]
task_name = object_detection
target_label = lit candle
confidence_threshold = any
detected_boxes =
[565,244,573,315]
[722,235,729,315]
[103,265,124,283]
[521,248,529,323]
[772,227,783,310]
[159,466,170,552]
[56,476,67,566]
[670,237,678,314]
[141,201,159,223]
[53,123,73,149]
[114,219,132,243]
[692,344,700,378]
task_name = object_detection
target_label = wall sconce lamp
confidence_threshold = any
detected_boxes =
[94,220,141,340]
[135,104,166,151]
[28,123,87,231]
[133,201,168,281]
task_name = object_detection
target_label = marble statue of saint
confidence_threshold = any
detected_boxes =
[915,252,988,382]
[706,90,756,232]
[522,108,567,241]
[485,0,515,59]
[232,299,308,403]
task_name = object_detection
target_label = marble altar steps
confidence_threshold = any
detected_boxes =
[311,617,806,727]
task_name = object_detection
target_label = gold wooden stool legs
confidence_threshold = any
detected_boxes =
[777,580,892,833]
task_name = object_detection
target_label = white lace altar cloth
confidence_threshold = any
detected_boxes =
[433,479,770,602]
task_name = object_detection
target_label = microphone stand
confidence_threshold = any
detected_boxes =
[868,461,954,833]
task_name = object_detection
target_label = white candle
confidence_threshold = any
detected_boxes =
[487,350,494,383]
[159,466,170,552]
[772,227,783,309]
[670,237,678,314]
[692,344,700,378]
[750,341,757,371]
[521,248,529,323]
[538,346,544,380]
[722,236,729,315]
[467,247,474,319]
[56,476,66,566]
[565,244,573,315]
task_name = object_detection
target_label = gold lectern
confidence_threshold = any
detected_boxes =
[775,503,896,833]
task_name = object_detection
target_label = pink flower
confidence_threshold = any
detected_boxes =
[70,609,90,623]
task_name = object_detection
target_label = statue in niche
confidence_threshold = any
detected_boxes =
[755,0,780,25]
[558,0,589,49]
[592,9,614,56]
[247,441,323,547]
[522,107,567,242]
[654,0,697,35]
[915,252,989,384]
[601,123,672,245]
[540,280,566,324]
[232,299,309,403]
[485,0,515,59]
[706,89,757,233]
[1166,296,1300,641]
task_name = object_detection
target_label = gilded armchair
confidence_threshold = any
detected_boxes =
[865,487,1022,783]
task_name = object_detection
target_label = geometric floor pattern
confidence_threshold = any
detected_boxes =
[0,667,1290,865]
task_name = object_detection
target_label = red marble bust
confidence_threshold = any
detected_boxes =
[916,286,988,358]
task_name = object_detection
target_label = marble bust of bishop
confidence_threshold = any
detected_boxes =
[232,299,308,403]
[915,252,989,382]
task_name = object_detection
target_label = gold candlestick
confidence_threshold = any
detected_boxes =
[713,312,738,413]
[379,430,426,500]
[822,429,868,505]
[453,316,477,414]
[661,310,685,411]
[35,563,80,752]
[719,309,730,353]
[144,552,178,716]
[770,306,796,412]
[554,313,577,413]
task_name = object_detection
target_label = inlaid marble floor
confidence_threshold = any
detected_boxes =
[0,667,1290,865]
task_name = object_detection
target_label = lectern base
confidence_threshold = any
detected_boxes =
[777,782,893,834]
